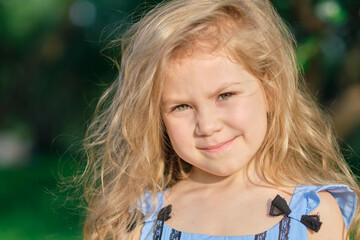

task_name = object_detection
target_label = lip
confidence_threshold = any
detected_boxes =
[198,137,236,153]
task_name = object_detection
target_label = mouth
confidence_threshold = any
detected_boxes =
[198,137,236,153]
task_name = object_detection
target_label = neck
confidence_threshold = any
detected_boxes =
[187,161,266,191]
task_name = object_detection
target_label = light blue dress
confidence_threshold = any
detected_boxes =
[139,184,357,240]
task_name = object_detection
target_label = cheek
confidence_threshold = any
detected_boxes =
[225,96,268,136]
[163,117,193,153]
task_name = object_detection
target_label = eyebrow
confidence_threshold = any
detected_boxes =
[208,81,242,98]
[162,81,242,106]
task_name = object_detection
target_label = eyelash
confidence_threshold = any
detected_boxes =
[171,92,235,112]
[173,104,189,111]
[218,92,234,100]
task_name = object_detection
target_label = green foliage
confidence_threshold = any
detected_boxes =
[1,0,66,43]
[0,155,82,239]
[296,36,321,71]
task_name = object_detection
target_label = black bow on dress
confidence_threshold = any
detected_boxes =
[269,194,322,232]
[158,204,172,221]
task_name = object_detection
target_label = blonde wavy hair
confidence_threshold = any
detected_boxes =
[81,0,360,239]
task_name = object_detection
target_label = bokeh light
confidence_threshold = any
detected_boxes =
[69,0,97,27]
[315,0,348,25]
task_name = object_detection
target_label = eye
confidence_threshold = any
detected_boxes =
[173,104,190,111]
[218,92,233,100]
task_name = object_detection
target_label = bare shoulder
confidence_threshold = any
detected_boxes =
[307,191,347,240]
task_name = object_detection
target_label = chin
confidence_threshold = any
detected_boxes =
[209,167,242,177]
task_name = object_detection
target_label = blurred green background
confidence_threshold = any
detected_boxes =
[0,0,359,239]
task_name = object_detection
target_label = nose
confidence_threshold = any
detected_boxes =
[195,108,222,136]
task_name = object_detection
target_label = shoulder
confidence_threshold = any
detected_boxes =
[138,190,168,240]
[139,190,167,220]
[289,184,357,240]
[307,191,346,240]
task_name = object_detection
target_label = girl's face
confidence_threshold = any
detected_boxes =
[161,51,268,180]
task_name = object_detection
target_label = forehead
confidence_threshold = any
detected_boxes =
[168,47,235,71]
[165,47,255,78]
[165,51,234,84]
[162,51,263,99]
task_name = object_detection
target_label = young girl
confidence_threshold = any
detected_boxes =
[82,0,359,239]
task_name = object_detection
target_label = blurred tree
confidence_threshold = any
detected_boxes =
[0,0,358,164]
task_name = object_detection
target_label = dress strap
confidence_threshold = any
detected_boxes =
[254,231,267,239]
[153,205,182,240]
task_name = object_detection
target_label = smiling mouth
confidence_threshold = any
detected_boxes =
[198,137,236,153]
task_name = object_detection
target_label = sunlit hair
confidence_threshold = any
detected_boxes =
[81,0,360,239]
